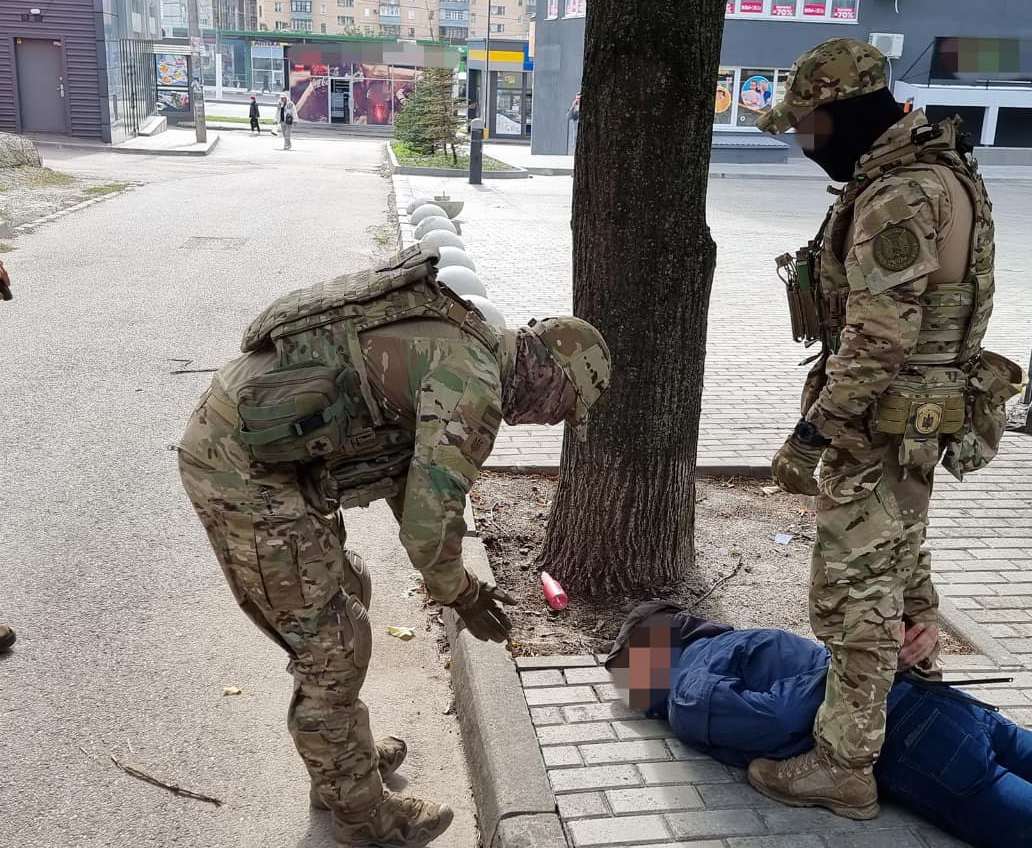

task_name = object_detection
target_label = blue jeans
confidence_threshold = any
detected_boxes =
[878,683,1032,848]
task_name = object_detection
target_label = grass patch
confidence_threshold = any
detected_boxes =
[207,115,277,126]
[391,140,512,172]
[23,167,75,188]
[0,243,14,253]
[83,182,129,197]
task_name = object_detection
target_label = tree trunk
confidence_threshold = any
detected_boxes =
[540,0,726,597]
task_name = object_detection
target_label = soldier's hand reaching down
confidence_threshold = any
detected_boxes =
[451,570,517,643]
[772,436,823,496]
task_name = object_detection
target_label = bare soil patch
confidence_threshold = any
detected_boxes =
[0,166,130,237]
[470,471,973,658]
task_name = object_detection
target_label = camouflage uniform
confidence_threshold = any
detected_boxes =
[760,40,1018,769]
[178,246,610,825]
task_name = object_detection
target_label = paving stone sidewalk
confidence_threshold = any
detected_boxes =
[393,169,1032,848]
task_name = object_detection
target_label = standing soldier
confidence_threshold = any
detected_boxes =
[178,245,610,847]
[1,259,15,655]
[748,39,1023,819]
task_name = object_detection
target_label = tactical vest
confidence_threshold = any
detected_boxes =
[231,245,499,485]
[813,117,994,367]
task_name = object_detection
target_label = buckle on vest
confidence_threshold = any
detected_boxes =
[348,428,378,451]
[292,411,327,437]
[911,124,943,146]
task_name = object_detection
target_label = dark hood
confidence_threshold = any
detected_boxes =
[603,600,734,669]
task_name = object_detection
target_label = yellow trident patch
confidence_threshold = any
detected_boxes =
[914,402,943,435]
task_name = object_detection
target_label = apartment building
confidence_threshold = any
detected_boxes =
[252,0,529,41]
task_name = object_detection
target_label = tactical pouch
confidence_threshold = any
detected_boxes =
[776,248,821,345]
[237,363,359,463]
[874,367,967,469]
[943,350,1027,480]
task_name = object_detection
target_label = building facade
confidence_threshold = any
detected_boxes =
[0,0,162,143]
[467,37,533,139]
[532,0,1032,155]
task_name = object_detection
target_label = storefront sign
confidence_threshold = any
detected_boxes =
[740,0,763,12]
[831,1,856,18]
[803,1,826,14]
[771,1,796,15]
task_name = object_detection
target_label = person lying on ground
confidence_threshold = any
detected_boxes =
[606,601,1032,848]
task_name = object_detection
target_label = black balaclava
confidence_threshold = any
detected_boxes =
[803,87,905,182]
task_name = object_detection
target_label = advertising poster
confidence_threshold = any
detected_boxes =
[726,1,735,13]
[831,0,856,18]
[352,78,392,125]
[392,67,419,117]
[770,0,796,15]
[155,54,188,87]
[739,0,762,11]
[803,0,826,15]
[714,68,734,125]
[290,69,330,122]
[156,88,190,114]
[564,0,585,15]
[737,69,774,127]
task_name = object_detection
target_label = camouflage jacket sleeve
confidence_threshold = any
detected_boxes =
[397,340,502,604]
[805,173,947,445]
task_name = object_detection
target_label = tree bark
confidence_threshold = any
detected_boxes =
[540,0,726,597]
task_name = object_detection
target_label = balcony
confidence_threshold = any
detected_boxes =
[378,4,400,22]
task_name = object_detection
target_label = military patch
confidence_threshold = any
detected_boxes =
[872,226,920,272]
[913,402,943,435]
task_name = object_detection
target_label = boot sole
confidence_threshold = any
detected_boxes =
[0,632,15,652]
[747,774,879,821]
[343,805,455,847]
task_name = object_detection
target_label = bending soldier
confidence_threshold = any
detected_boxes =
[751,38,1023,819]
[178,245,611,847]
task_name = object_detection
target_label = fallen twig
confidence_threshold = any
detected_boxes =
[109,755,223,807]
[170,368,218,375]
[689,558,747,612]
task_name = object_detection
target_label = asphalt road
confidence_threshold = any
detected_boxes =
[0,133,477,847]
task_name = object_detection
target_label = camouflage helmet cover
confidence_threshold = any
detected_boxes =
[757,37,889,135]
[528,316,611,441]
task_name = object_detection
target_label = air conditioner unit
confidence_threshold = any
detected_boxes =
[869,32,904,59]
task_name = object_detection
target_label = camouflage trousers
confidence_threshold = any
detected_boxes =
[811,439,941,769]
[177,389,383,815]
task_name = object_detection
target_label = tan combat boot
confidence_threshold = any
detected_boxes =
[0,625,15,653]
[311,737,408,810]
[333,790,453,847]
[747,747,879,820]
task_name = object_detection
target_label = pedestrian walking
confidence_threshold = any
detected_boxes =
[566,92,580,155]
[278,93,296,150]
[746,37,1024,820]
[177,245,611,847]
[248,95,261,134]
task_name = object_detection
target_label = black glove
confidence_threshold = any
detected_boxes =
[452,571,517,643]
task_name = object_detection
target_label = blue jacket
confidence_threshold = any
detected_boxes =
[648,626,1032,848]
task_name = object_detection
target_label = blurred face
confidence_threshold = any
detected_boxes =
[609,622,676,711]
[502,330,578,427]
[794,107,834,156]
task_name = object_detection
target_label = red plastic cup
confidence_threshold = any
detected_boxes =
[541,571,569,611]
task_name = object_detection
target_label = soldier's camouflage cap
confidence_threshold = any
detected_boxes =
[757,37,888,135]
[529,316,611,441]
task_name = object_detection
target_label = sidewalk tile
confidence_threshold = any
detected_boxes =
[543,746,583,768]
[556,792,609,820]
[565,666,616,685]
[640,760,733,785]
[538,722,616,746]
[530,706,565,725]
[516,655,598,670]
[914,828,975,847]
[563,702,641,723]
[567,813,670,847]
[726,837,825,848]
[698,783,779,808]
[579,740,672,765]
[521,669,565,687]
[525,685,598,706]
[549,764,640,794]
[666,738,713,760]
[612,719,674,740]
[665,809,767,840]
[605,785,704,814]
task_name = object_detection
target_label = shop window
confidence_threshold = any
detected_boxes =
[714,67,735,126]
[546,0,558,19]
[994,107,1032,148]
[726,0,859,22]
[564,0,584,15]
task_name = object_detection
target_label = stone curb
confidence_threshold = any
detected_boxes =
[446,537,568,848]
[111,134,220,156]
[385,141,529,180]
[13,185,137,235]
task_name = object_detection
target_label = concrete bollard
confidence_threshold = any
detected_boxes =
[437,265,487,298]
[414,216,458,240]
[410,204,448,226]
[406,196,434,215]
[437,245,476,272]
[419,230,466,251]
[463,295,506,328]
